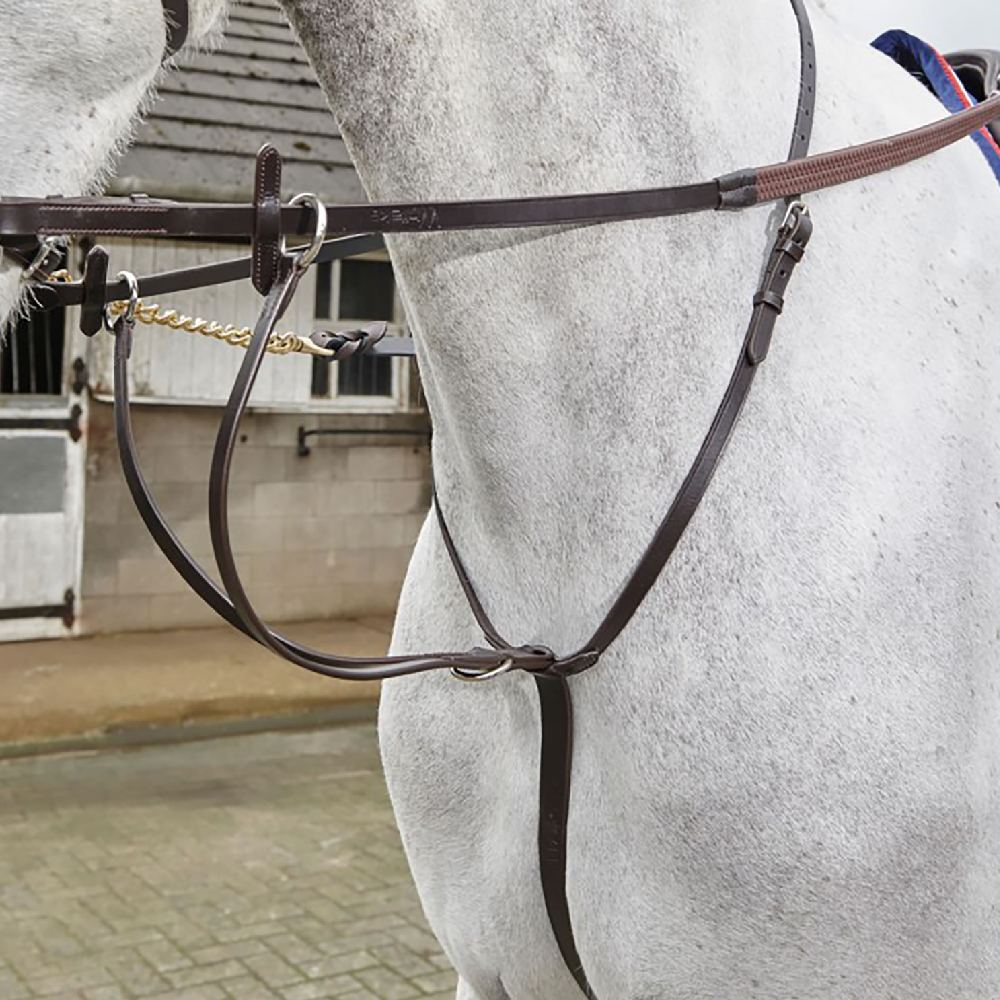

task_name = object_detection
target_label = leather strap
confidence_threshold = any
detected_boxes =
[79,246,109,337]
[252,144,284,295]
[20,234,383,314]
[4,92,997,249]
[431,6,816,995]
[787,0,817,163]
[535,675,595,999]
[111,260,555,680]
[433,208,812,677]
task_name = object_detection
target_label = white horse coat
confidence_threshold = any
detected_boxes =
[3,1,1000,997]
[280,0,1000,997]
[0,0,227,324]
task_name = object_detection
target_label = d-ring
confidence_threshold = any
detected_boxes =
[104,270,139,330]
[287,193,327,271]
[450,658,516,683]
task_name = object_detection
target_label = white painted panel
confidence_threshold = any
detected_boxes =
[0,512,67,606]
[129,238,158,399]
[0,402,86,641]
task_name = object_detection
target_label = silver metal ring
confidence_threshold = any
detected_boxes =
[288,193,327,271]
[105,270,139,330]
[450,658,516,683]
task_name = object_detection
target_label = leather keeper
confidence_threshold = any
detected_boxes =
[550,649,601,676]
[717,169,759,210]
[79,245,109,337]
[753,289,785,313]
[252,144,284,295]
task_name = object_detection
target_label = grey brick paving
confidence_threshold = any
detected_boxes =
[0,726,456,1000]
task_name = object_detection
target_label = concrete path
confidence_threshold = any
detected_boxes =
[0,619,391,751]
[0,724,457,1000]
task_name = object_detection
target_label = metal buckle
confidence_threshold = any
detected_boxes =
[780,200,809,239]
[20,236,64,283]
[104,270,139,331]
[286,192,327,272]
[450,658,516,683]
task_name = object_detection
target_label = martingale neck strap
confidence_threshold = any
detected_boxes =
[426,5,815,997]
[434,0,816,682]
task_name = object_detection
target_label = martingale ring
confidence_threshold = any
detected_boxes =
[287,192,327,271]
[450,658,517,683]
[104,270,139,330]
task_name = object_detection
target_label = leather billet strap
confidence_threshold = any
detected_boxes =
[2,91,998,248]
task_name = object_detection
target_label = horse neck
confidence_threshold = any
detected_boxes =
[0,1,227,325]
[287,0,811,635]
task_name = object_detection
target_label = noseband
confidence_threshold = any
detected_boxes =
[5,0,1000,994]
[160,0,189,61]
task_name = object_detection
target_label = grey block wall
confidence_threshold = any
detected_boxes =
[81,402,431,634]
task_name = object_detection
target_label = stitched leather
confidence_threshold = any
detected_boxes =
[24,234,383,312]
[5,93,999,251]
[252,144,283,295]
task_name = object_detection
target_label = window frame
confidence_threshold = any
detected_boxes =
[310,249,411,412]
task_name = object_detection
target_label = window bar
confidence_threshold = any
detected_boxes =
[11,325,20,394]
[27,320,37,394]
[41,313,52,393]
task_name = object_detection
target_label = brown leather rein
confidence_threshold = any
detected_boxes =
[5,1,1000,993]
[3,91,999,253]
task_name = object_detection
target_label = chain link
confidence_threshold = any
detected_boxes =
[35,266,334,359]
[104,299,335,358]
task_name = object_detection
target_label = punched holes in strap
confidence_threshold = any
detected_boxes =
[745,214,813,366]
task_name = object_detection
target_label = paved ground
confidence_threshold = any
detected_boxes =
[0,724,457,1000]
[0,619,390,748]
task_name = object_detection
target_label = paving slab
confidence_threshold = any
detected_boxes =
[0,619,390,750]
[0,724,457,1000]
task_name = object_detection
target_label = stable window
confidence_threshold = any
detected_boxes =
[311,251,409,408]
[1,270,66,397]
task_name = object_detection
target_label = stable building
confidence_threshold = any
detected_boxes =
[0,0,429,643]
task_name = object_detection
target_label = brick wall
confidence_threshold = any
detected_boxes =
[80,401,431,634]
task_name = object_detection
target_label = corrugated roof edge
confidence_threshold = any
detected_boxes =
[110,0,360,204]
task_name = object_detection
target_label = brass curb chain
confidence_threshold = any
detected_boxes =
[41,268,335,359]
[104,299,335,358]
